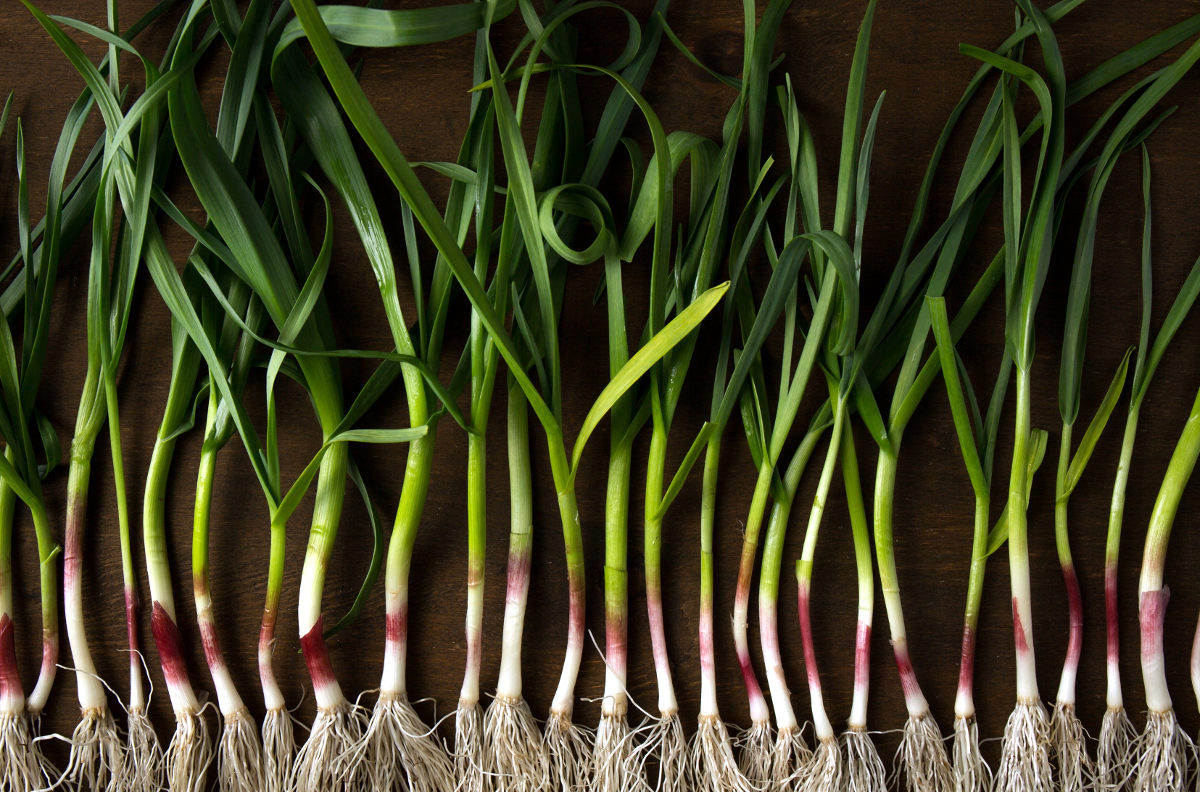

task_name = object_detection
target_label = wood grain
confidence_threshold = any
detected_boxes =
[2,0,1200,775]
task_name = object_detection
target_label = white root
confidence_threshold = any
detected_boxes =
[1131,709,1192,792]
[735,719,773,789]
[951,716,990,792]
[544,710,593,792]
[27,714,61,785]
[484,694,548,792]
[261,706,295,792]
[691,715,752,792]
[798,736,843,792]
[218,707,265,792]
[61,706,125,791]
[842,728,886,792]
[631,711,691,792]
[166,707,213,792]
[349,691,454,792]
[291,700,369,792]
[456,700,487,792]
[124,705,165,792]
[0,711,55,790]
[595,710,636,792]
[771,723,811,789]
[1051,701,1095,792]
[893,712,954,792]
[1095,707,1136,792]
[994,700,1054,792]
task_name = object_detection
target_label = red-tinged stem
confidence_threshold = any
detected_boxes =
[0,614,23,712]
[462,429,485,706]
[496,392,532,701]
[1105,564,1120,705]
[698,437,720,718]
[383,431,435,698]
[547,431,586,717]
[1103,408,1138,709]
[1139,587,1171,713]
[955,625,976,709]
[796,580,833,740]
[300,617,338,698]
[193,433,249,716]
[644,423,678,714]
[1007,368,1039,702]
[259,513,286,712]
[125,585,142,700]
[1055,563,1083,704]
[1191,612,1200,713]
[874,447,934,715]
[893,644,924,705]
[1137,387,1200,713]
[849,619,871,727]
[296,442,350,711]
[1054,423,1082,706]
[198,612,226,677]
[151,603,191,694]
[733,463,773,724]
[955,493,989,719]
[64,445,107,712]
[0,475,23,714]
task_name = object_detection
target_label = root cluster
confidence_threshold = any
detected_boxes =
[1132,708,1193,792]
[735,718,773,789]
[798,736,843,792]
[61,706,125,791]
[124,706,164,792]
[484,694,548,792]
[1051,702,1095,792]
[544,710,593,792]
[951,716,990,792]
[630,710,690,792]
[291,700,368,792]
[217,707,265,792]
[1096,707,1136,792]
[691,715,751,792]
[594,710,636,792]
[995,701,1054,792]
[0,711,55,790]
[166,707,213,792]
[894,712,954,792]
[349,692,454,792]
[770,723,811,789]
[261,706,296,792]
[842,727,886,792]
[456,700,487,792]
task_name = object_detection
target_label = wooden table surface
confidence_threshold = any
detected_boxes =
[3,0,1200,774]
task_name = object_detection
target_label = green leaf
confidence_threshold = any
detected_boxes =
[276,0,512,53]
[1063,349,1132,496]
[654,422,716,519]
[571,282,729,477]
[929,296,987,497]
[986,428,1048,555]
[324,456,385,640]
[285,0,558,434]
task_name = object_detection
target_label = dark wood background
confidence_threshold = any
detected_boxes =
[3,0,1200,773]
